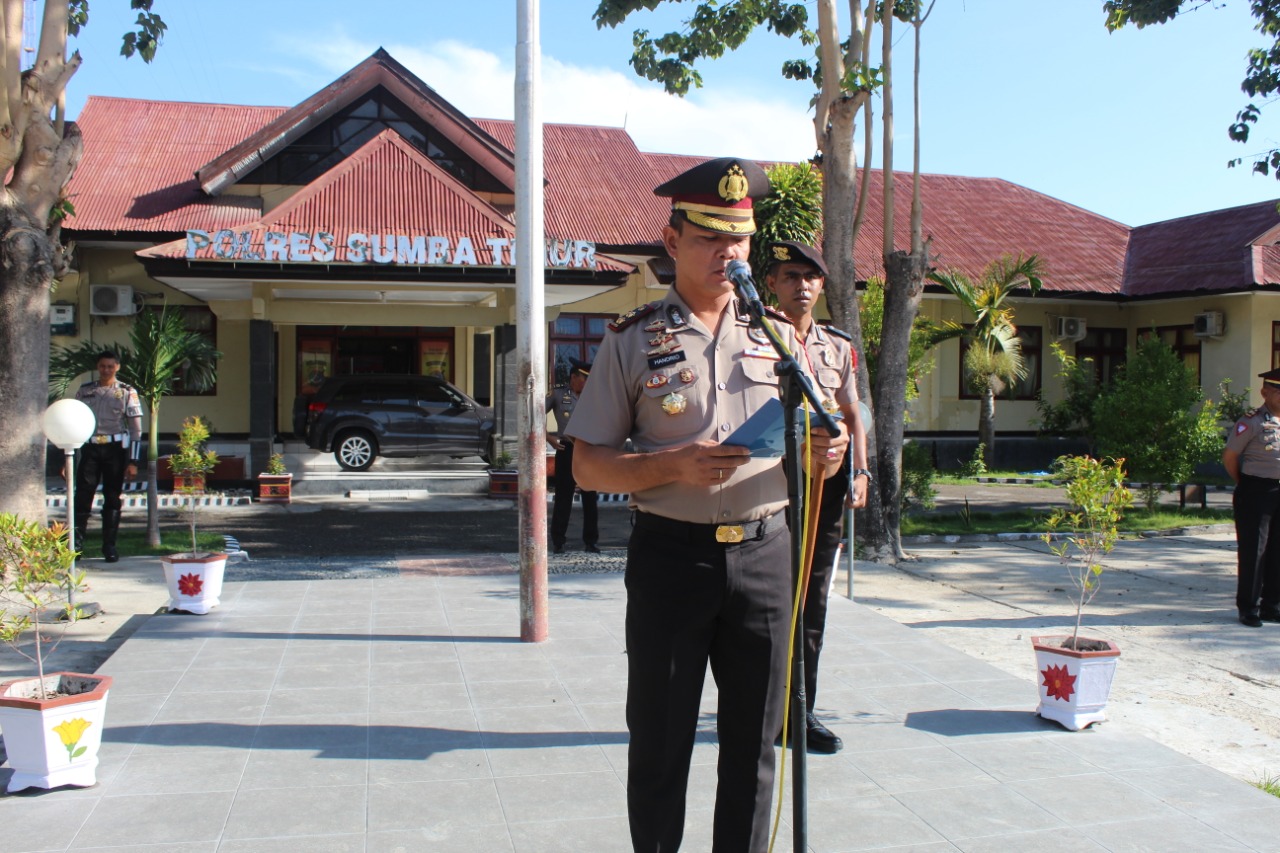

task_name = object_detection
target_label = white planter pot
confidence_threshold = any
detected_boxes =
[161,552,228,615]
[1032,635,1120,731]
[0,673,112,792]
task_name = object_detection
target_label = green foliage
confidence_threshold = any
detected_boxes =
[0,515,84,698]
[960,444,987,479]
[171,417,219,556]
[900,442,937,511]
[594,1,814,96]
[1255,773,1280,799]
[750,162,823,281]
[1043,455,1134,648]
[491,450,515,471]
[1090,336,1223,508]
[67,1,167,63]
[1105,0,1280,177]
[859,276,937,406]
[1215,378,1252,427]
[265,453,287,476]
[1035,341,1100,439]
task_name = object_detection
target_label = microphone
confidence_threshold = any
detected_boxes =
[725,259,765,314]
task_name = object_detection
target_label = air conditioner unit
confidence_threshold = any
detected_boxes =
[1193,311,1224,337]
[1055,316,1087,341]
[89,285,135,316]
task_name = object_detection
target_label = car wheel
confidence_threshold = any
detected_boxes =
[334,431,377,471]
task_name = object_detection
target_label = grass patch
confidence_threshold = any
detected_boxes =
[902,507,1233,538]
[936,474,1058,487]
[75,529,227,559]
[1254,774,1280,798]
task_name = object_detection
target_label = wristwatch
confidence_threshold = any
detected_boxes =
[853,467,873,482]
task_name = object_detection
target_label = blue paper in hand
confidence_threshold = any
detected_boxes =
[723,397,786,458]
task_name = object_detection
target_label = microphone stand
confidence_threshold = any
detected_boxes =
[734,281,840,853]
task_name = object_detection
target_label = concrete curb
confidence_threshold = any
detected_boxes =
[902,522,1234,545]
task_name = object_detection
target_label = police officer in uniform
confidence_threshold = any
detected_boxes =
[74,350,144,562]
[763,240,870,753]
[1222,367,1280,627]
[546,357,599,553]
[567,158,848,852]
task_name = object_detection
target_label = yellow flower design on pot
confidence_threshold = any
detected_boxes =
[52,717,92,760]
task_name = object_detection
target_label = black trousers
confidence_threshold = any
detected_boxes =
[74,440,128,524]
[1232,473,1280,616]
[625,511,790,853]
[802,464,848,713]
[551,442,598,547]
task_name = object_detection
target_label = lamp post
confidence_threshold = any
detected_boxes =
[42,399,99,619]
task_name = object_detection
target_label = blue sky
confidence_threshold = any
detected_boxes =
[61,0,1279,227]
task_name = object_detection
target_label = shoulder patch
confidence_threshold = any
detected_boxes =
[609,301,662,332]
[1237,422,1250,435]
[763,306,792,325]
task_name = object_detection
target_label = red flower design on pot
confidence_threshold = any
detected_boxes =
[1040,663,1076,702]
[177,573,204,597]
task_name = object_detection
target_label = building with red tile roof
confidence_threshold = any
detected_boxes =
[56,48,1280,468]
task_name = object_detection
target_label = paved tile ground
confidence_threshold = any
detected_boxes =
[3,561,1278,852]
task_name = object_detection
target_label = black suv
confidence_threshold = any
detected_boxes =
[294,375,496,471]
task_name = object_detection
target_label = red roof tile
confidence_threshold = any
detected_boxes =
[1122,199,1280,296]
[641,154,1129,294]
[476,119,670,247]
[68,96,284,233]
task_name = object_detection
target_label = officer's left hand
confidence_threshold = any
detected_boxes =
[803,420,849,479]
[847,474,869,509]
[125,463,138,480]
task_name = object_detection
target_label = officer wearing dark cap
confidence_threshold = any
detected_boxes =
[566,157,849,852]
[1223,367,1280,627]
[546,356,599,553]
[764,240,869,754]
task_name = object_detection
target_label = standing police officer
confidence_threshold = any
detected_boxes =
[546,357,599,553]
[568,157,848,852]
[1222,367,1280,627]
[74,350,143,562]
[764,240,870,753]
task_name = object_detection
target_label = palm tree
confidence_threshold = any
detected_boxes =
[927,254,1044,463]
[50,308,222,546]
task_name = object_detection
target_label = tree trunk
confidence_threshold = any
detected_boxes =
[0,202,57,522]
[147,403,161,547]
[871,247,929,562]
[980,384,996,463]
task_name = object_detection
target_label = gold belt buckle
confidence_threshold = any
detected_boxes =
[715,525,745,543]
[92,435,110,444]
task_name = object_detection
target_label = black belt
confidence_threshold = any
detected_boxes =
[89,433,128,445]
[634,510,785,545]
[1241,472,1280,483]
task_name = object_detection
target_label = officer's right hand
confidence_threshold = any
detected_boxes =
[677,440,750,487]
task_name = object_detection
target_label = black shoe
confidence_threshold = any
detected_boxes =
[806,713,843,754]
[552,543,564,554]
[584,544,601,554]
[1259,607,1280,623]
[1240,613,1264,628]
[103,548,119,563]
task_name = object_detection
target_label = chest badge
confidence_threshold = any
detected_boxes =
[822,398,840,415]
[644,318,667,333]
[648,339,680,356]
[748,328,769,345]
[645,373,669,389]
[667,305,687,329]
[661,392,687,415]
[822,348,834,367]
[678,367,696,385]
[648,333,675,348]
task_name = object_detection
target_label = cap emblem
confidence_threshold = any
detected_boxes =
[718,165,749,203]
[772,246,791,262]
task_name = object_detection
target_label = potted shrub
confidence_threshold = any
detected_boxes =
[487,449,518,498]
[160,417,227,614]
[1036,455,1133,730]
[0,514,113,792]
[257,451,292,504]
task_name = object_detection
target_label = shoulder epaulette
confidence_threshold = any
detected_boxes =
[823,324,852,342]
[764,306,792,324]
[608,301,662,332]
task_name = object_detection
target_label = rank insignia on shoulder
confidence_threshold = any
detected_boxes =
[609,301,662,332]
[763,306,792,324]
[824,324,852,341]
